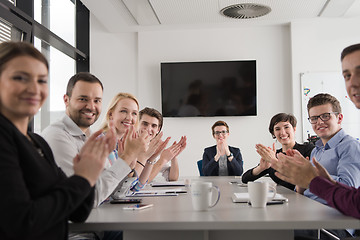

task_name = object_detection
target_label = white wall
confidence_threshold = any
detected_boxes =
[89,15,360,178]
[137,27,292,177]
[90,18,292,177]
[90,18,138,129]
[290,17,360,141]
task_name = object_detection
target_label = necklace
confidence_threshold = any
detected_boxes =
[26,134,45,158]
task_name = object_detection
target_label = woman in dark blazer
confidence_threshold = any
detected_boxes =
[0,41,115,240]
[202,120,243,176]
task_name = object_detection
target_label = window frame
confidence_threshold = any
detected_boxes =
[0,0,90,131]
[0,0,89,69]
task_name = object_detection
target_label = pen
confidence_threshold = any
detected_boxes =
[248,201,285,206]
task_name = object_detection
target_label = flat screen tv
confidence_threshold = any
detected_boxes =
[161,60,257,117]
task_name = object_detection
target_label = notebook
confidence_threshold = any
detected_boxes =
[232,192,288,203]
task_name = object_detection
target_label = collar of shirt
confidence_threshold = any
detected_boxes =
[62,114,89,139]
[315,128,345,150]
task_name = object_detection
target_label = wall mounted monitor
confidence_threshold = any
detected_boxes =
[161,60,257,117]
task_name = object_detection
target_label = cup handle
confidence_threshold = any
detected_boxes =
[209,185,221,208]
[268,186,277,201]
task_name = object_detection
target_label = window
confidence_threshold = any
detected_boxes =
[34,0,75,46]
[0,0,89,133]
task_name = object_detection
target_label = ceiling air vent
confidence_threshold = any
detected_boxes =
[220,3,271,19]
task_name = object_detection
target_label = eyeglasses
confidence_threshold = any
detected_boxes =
[214,130,228,136]
[308,112,338,124]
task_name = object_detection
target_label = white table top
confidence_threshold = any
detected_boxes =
[70,176,360,232]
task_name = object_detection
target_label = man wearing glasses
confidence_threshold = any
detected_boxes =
[299,93,360,206]
[202,120,244,176]
[269,44,360,238]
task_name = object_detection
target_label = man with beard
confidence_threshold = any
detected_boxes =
[42,73,139,207]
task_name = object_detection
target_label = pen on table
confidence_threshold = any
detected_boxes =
[248,201,285,206]
[165,191,186,194]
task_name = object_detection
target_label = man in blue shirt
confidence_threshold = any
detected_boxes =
[301,93,360,204]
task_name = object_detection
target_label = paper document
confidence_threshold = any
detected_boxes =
[126,187,187,197]
[232,192,288,203]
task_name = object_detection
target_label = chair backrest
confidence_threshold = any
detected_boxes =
[197,160,204,176]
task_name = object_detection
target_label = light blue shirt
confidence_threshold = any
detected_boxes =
[304,129,360,204]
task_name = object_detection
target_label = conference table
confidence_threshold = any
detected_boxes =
[70,176,360,240]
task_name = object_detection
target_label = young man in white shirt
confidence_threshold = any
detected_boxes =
[134,107,187,182]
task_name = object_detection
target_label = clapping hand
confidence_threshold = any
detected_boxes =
[145,132,170,161]
[120,125,149,168]
[216,139,228,156]
[271,149,319,189]
[255,143,276,163]
[74,129,116,186]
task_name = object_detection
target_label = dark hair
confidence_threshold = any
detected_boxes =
[139,107,163,132]
[268,113,297,139]
[211,120,229,135]
[0,41,48,74]
[341,43,360,61]
[66,72,103,97]
[307,93,341,114]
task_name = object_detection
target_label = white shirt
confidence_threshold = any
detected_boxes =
[42,114,131,207]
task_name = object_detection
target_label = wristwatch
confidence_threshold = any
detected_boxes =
[227,152,233,158]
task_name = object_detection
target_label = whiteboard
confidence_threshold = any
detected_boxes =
[301,72,360,142]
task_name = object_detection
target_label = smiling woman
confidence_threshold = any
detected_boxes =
[100,92,139,139]
[0,41,115,240]
[241,113,314,190]
[0,53,48,131]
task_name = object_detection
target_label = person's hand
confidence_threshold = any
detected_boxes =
[259,157,271,171]
[117,137,124,155]
[159,137,185,163]
[216,140,226,156]
[105,120,117,153]
[120,126,149,166]
[73,130,113,186]
[174,136,187,158]
[312,158,336,184]
[295,185,306,195]
[252,157,271,176]
[145,133,170,161]
[255,143,276,163]
[271,150,319,189]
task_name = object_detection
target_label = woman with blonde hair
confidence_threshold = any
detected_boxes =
[101,93,168,195]
[101,92,139,135]
[100,93,140,166]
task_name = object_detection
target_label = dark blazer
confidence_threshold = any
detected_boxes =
[0,113,94,240]
[202,145,243,176]
[241,142,314,190]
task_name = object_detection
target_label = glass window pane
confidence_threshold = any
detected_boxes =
[33,37,75,133]
[34,0,75,46]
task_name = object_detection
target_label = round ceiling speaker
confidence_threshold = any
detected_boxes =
[220,3,271,19]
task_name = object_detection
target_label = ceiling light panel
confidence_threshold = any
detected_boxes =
[122,0,160,25]
[319,0,356,17]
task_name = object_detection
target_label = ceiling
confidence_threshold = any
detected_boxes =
[81,0,360,32]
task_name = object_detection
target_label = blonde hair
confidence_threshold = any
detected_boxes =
[100,92,139,132]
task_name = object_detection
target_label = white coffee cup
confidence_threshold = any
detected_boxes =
[248,181,276,208]
[191,182,220,211]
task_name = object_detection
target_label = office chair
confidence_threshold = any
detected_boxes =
[197,160,204,176]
